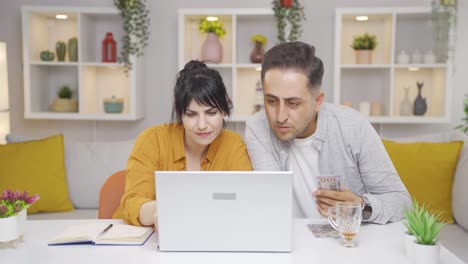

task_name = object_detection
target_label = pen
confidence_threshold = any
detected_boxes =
[98,224,113,239]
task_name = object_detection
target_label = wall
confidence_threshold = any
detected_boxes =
[0,0,466,141]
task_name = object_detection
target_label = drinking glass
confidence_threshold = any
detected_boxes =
[328,202,362,248]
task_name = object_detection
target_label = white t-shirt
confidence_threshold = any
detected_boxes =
[288,136,322,219]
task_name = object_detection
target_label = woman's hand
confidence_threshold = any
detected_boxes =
[139,200,157,227]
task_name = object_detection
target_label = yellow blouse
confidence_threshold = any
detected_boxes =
[113,123,252,225]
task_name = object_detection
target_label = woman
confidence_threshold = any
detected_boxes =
[113,60,252,227]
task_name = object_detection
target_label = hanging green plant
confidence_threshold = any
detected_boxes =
[114,0,150,72]
[272,0,305,43]
[431,0,457,63]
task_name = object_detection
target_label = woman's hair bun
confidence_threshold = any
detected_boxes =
[183,60,207,71]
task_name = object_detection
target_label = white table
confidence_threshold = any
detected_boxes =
[0,219,464,264]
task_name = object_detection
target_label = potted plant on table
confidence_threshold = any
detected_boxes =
[198,18,226,63]
[0,189,39,246]
[50,85,78,113]
[351,33,377,64]
[404,201,445,264]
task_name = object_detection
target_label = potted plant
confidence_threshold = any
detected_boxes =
[351,33,377,64]
[114,0,150,72]
[50,85,78,113]
[0,189,39,246]
[198,18,226,63]
[404,201,445,264]
[250,34,267,63]
[272,0,305,43]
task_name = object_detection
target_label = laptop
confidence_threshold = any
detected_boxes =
[155,171,293,252]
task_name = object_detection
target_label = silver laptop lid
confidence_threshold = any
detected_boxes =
[155,171,293,252]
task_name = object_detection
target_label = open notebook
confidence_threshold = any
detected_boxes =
[48,223,154,246]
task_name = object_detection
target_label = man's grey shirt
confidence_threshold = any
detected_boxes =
[245,103,411,224]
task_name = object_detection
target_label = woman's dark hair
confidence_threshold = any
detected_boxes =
[172,60,231,123]
[261,42,324,91]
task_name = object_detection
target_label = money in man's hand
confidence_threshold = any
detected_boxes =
[317,175,343,191]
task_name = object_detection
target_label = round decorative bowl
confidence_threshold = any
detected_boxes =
[103,97,124,113]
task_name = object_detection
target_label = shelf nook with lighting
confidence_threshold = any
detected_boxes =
[179,8,276,121]
[21,6,144,121]
[334,7,452,124]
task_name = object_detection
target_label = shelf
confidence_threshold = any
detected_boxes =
[341,64,391,69]
[206,63,233,68]
[22,6,144,121]
[368,116,449,124]
[334,7,452,124]
[236,63,262,69]
[24,112,142,121]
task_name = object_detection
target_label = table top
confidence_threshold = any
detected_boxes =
[0,219,463,264]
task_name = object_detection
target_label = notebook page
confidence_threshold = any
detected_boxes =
[49,223,110,243]
[100,225,152,240]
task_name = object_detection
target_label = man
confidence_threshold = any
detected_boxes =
[245,42,411,224]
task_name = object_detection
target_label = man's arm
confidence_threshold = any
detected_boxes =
[356,119,412,224]
[244,117,282,171]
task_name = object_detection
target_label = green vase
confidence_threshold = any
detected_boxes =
[68,37,78,62]
[56,41,66,62]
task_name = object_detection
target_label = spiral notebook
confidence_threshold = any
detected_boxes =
[48,223,154,246]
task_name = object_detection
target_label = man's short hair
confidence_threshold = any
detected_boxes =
[261,41,324,91]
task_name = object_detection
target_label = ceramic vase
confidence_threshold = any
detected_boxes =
[400,86,412,116]
[404,232,415,258]
[201,33,222,64]
[412,242,440,264]
[0,209,27,244]
[50,98,78,112]
[68,37,78,62]
[413,82,427,116]
[56,41,66,62]
[355,50,372,64]
[250,41,264,63]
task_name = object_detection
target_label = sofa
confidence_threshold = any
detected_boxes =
[2,135,135,220]
[386,131,468,263]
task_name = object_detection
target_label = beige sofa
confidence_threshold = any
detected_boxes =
[388,131,468,263]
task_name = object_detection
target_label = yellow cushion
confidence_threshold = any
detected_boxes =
[0,134,74,214]
[383,140,463,223]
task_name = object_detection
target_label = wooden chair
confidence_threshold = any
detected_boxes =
[98,170,126,219]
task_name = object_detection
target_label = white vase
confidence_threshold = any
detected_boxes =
[201,32,223,64]
[404,232,415,258]
[412,242,440,264]
[0,209,27,243]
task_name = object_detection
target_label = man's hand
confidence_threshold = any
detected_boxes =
[313,189,363,217]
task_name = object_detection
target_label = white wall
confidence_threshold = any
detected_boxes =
[0,0,466,141]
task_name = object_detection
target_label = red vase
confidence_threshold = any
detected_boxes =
[280,0,293,8]
[102,32,117,62]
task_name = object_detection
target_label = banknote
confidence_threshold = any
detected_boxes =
[316,175,344,191]
[307,224,341,238]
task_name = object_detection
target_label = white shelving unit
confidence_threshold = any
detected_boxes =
[21,6,145,121]
[334,7,452,124]
[178,9,275,122]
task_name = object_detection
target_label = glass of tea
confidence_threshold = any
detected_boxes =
[327,202,362,248]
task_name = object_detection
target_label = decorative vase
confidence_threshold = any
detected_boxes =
[250,41,264,63]
[201,33,222,64]
[68,37,78,62]
[280,0,293,8]
[404,232,415,258]
[396,50,409,64]
[56,41,66,62]
[413,82,427,116]
[103,96,124,113]
[102,32,117,63]
[355,50,372,64]
[400,86,412,116]
[50,98,78,112]
[40,50,55,61]
[411,242,440,264]
[411,49,422,64]
[423,50,436,64]
[0,209,26,245]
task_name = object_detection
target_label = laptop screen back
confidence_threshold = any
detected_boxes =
[155,171,293,252]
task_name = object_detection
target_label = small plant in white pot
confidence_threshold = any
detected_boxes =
[405,201,445,264]
[351,33,377,64]
[50,85,78,113]
[0,189,39,247]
